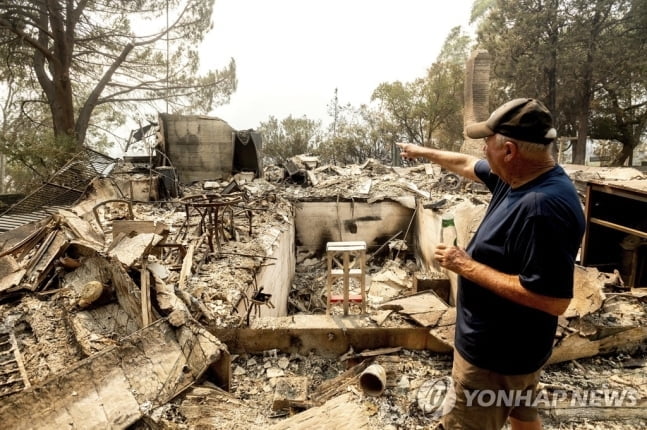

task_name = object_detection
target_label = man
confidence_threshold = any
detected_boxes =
[397,98,585,430]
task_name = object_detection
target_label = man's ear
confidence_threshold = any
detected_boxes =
[504,141,517,161]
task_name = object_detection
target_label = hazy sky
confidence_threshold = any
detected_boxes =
[202,0,475,131]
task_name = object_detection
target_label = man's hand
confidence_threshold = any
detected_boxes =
[434,243,470,272]
[395,142,482,183]
[396,142,422,161]
[435,243,571,316]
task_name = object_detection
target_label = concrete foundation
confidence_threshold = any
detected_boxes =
[212,316,452,357]
[244,224,295,318]
[227,200,452,356]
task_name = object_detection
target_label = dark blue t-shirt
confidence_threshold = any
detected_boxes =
[455,160,585,374]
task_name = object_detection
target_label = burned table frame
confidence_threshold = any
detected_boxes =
[180,193,253,254]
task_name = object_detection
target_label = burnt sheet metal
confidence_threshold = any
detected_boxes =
[160,114,235,183]
[0,148,115,233]
[128,121,158,146]
[123,121,163,166]
[0,194,24,210]
[0,207,56,234]
[233,130,263,178]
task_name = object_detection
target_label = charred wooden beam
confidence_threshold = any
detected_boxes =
[0,318,227,429]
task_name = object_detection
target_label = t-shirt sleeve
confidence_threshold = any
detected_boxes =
[474,159,501,192]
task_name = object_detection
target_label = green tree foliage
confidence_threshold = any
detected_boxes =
[312,27,470,167]
[370,27,469,151]
[588,0,647,165]
[0,39,59,193]
[470,0,496,24]
[476,0,644,165]
[438,26,474,65]
[590,85,647,165]
[257,115,322,165]
[371,80,422,144]
[0,0,237,152]
[316,89,399,165]
[477,0,563,109]
[316,104,394,165]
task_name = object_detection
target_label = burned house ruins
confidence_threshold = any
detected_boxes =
[1,52,647,429]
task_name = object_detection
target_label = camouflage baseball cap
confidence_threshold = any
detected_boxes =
[465,98,557,144]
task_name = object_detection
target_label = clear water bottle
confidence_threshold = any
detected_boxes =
[441,214,457,246]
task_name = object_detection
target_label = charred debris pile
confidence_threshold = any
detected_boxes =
[1,153,646,429]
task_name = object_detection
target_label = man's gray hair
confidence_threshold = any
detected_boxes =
[496,134,553,153]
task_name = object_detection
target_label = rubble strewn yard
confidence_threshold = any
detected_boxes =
[1,154,647,429]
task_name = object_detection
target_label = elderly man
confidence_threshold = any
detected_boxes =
[397,98,585,430]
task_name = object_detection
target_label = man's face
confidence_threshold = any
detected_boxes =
[482,134,506,177]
